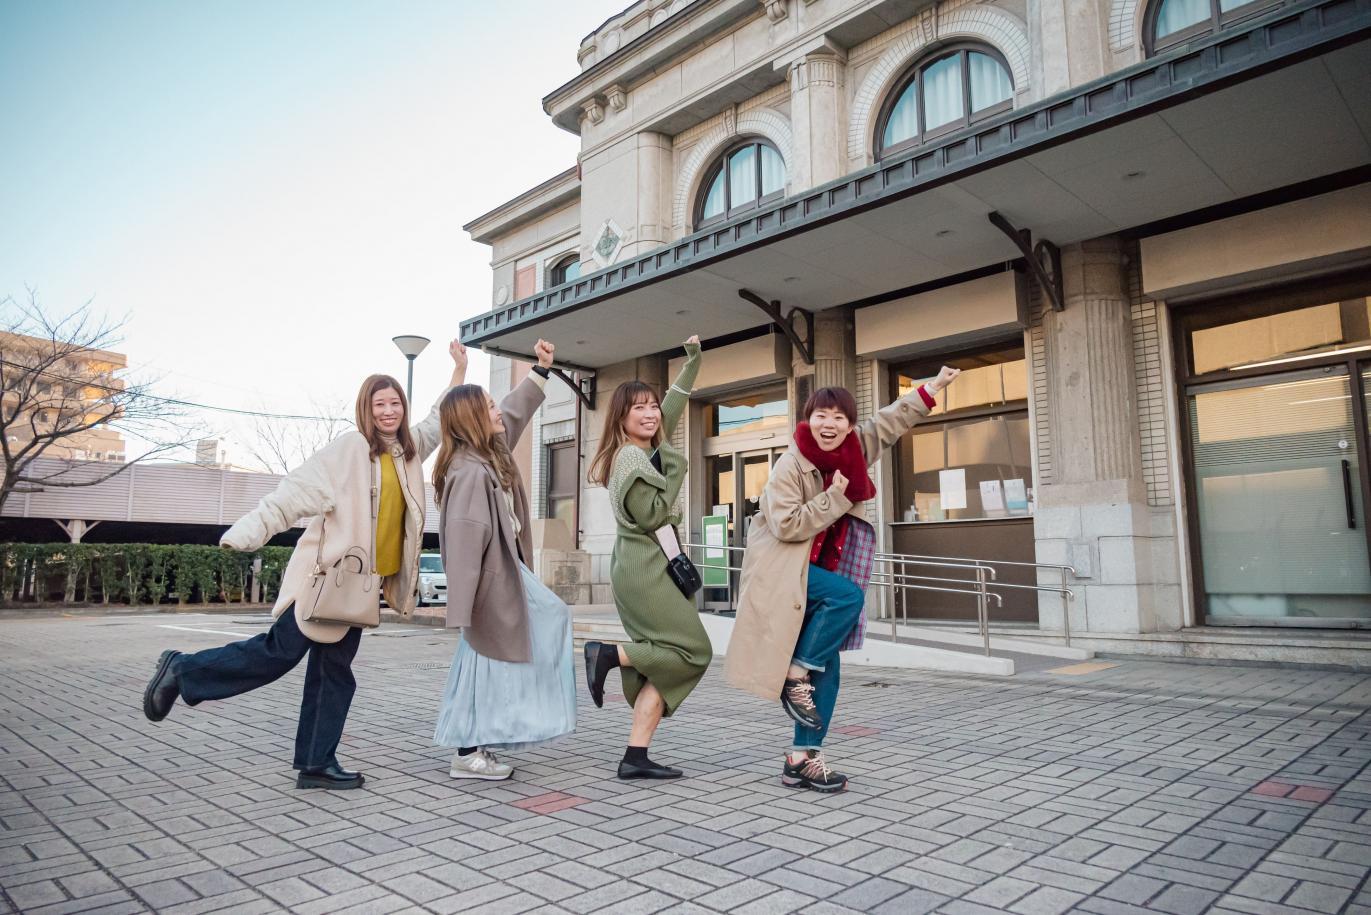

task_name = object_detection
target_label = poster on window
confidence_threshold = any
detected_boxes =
[939,468,967,510]
[701,515,729,588]
[1005,478,1029,514]
[979,480,1006,515]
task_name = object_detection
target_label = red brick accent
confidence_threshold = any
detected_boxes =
[1251,781,1294,797]
[832,725,881,737]
[511,791,591,815]
[1290,786,1334,803]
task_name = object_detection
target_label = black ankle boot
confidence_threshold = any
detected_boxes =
[584,641,619,708]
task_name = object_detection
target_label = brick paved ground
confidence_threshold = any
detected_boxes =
[1,612,1368,915]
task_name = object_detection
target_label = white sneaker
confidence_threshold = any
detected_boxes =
[449,749,513,781]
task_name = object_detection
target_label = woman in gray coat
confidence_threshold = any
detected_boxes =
[431,340,575,781]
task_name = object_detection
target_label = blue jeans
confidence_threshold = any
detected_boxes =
[792,564,865,750]
[175,607,363,770]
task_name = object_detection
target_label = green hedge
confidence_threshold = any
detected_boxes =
[0,543,296,607]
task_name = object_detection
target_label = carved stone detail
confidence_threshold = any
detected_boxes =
[606,85,627,112]
[761,0,788,23]
[582,98,605,126]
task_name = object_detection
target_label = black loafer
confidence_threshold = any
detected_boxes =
[143,650,182,722]
[296,762,365,790]
[584,641,613,709]
[617,760,683,780]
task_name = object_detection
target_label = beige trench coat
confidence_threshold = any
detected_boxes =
[723,388,933,700]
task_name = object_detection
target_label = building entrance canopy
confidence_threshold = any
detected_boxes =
[460,0,1370,370]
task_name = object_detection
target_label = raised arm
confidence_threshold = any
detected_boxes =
[499,339,553,451]
[412,339,469,459]
[220,436,346,551]
[661,336,701,439]
[856,365,960,466]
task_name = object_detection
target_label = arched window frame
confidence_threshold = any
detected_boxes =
[693,138,786,230]
[874,42,1015,160]
[1144,0,1285,55]
[549,253,581,287]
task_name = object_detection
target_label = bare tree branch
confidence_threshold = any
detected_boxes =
[242,396,352,475]
[0,289,205,513]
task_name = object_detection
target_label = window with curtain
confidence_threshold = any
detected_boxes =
[877,44,1014,158]
[696,140,786,228]
[549,253,581,287]
[1146,0,1285,54]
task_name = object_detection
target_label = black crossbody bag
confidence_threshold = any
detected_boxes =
[649,449,702,599]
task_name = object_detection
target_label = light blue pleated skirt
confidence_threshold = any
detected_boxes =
[433,564,576,751]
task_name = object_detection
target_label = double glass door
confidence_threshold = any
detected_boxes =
[703,448,783,612]
[1181,282,1371,625]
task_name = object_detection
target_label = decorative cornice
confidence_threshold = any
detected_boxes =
[582,98,606,126]
[606,84,628,111]
[761,0,787,23]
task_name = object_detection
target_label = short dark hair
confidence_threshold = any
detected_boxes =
[803,386,857,424]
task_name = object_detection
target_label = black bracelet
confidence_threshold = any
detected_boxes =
[532,365,551,378]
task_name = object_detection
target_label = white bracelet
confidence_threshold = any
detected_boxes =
[670,383,690,396]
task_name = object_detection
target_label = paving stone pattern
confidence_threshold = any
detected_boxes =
[1,613,1369,914]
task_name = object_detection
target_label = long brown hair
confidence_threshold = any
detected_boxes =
[354,374,416,460]
[432,384,517,498]
[587,380,660,487]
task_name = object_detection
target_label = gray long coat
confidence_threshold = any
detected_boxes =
[439,375,546,663]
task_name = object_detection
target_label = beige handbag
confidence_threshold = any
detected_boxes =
[300,464,382,629]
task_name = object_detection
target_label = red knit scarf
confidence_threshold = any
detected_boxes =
[794,423,875,569]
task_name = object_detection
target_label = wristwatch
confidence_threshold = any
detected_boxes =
[532,365,551,378]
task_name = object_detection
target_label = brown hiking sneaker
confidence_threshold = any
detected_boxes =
[780,677,823,730]
[781,750,848,793]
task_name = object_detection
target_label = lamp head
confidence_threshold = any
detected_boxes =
[391,334,431,359]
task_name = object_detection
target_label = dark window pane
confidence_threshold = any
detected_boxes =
[701,170,726,221]
[1156,0,1209,37]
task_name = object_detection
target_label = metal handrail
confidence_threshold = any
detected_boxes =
[682,542,1001,655]
[877,551,1078,646]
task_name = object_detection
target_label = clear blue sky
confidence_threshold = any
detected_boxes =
[0,0,604,464]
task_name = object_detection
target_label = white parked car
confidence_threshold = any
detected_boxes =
[417,553,447,606]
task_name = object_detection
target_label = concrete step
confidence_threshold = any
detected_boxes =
[871,621,1094,660]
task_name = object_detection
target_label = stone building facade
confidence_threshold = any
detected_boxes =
[461,0,1371,658]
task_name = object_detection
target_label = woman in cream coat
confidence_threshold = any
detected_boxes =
[141,341,467,790]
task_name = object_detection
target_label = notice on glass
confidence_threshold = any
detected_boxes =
[1004,478,1028,513]
[939,469,967,510]
[979,480,1005,513]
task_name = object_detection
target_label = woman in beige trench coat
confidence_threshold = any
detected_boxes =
[724,365,960,792]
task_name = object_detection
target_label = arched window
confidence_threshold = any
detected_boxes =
[1146,0,1284,54]
[549,253,581,286]
[695,139,786,228]
[875,44,1014,159]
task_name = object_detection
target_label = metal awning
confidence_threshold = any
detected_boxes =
[461,0,1371,370]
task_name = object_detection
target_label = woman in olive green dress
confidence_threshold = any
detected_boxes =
[583,335,708,779]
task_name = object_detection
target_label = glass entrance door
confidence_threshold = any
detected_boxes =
[1190,367,1371,622]
[703,448,782,612]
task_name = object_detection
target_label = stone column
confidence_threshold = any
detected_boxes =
[1032,0,1110,96]
[784,40,847,191]
[1035,237,1173,634]
[793,306,855,399]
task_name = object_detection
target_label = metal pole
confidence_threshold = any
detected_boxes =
[1061,567,1073,647]
[977,565,990,656]
[405,356,415,405]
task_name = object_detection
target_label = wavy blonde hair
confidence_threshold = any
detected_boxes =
[587,380,661,487]
[432,385,516,498]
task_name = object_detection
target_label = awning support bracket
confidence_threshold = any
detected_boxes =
[549,368,596,411]
[738,289,814,365]
[988,211,1065,313]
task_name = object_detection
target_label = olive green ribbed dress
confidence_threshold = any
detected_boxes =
[607,344,711,716]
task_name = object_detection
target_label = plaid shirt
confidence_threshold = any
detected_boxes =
[833,516,876,651]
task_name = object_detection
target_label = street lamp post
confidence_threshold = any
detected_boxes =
[391,335,431,404]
